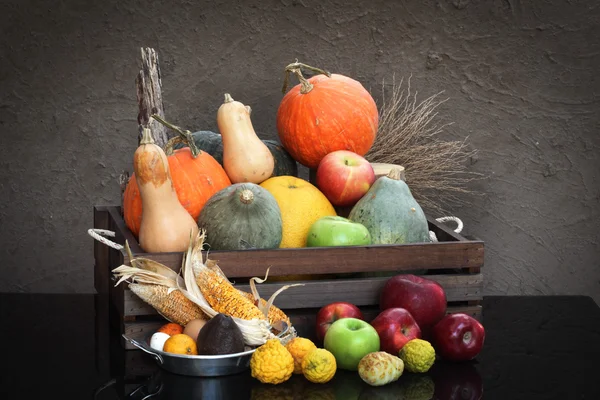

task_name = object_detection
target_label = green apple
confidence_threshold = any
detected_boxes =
[323,317,380,371]
[306,216,371,247]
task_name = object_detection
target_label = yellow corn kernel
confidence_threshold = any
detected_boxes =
[129,283,209,326]
[237,290,291,326]
[195,268,266,321]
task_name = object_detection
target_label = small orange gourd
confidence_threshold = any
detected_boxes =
[134,127,199,253]
[217,93,274,184]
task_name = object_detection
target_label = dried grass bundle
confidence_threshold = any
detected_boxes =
[365,75,483,216]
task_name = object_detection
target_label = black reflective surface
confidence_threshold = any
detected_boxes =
[1,294,599,399]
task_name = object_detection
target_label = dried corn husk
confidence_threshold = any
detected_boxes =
[123,240,185,287]
[247,267,301,325]
[177,230,274,345]
[111,265,209,323]
[112,230,301,347]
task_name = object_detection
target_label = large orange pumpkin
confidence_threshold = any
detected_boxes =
[123,134,231,238]
[276,61,379,169]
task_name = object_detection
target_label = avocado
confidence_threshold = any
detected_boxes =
[196,313,245,355]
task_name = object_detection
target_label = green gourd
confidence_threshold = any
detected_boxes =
[348,168,431,244]
[197,183,283,250]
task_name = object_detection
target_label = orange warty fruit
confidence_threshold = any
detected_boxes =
[157,322,184,336]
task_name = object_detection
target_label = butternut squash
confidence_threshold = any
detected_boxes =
[217,93,275,184]
[134,127,199,252]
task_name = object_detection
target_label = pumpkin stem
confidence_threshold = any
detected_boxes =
[223,93,234,103]
[139,127,155,145]
[151,114,202,158]
[282,60,332,95]
[239,189,254,204]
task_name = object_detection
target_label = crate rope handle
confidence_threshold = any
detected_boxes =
[429,216,463,242]
[88,229,124,250]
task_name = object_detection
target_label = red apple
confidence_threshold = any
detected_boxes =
[432,313,485,362]
[315,302,364,342]
[370,307,422,355]
[379,274,447,337]
[315,150,376,207]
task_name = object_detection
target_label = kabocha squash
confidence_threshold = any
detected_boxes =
[217,93,275,183]
[176,130,223,162]
[263,140,298,178]
[158,117,298,177]
[133,127,199,253]
[197,183,283,250]
[348,168,431,245]
[276,61,379,169]
[123,118,232,238]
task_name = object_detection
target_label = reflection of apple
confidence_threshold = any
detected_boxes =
[432,313,485,362]
[316,302,364,342]
[380,274,447,337]
[430,361,483,400]
[324,318,380,371]
[315,150,376,207]
[332,369,368,400]
[370,308,422,355]
[306,216,371,247]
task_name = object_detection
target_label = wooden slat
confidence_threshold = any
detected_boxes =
[93,206,110,295]
[96,205,485,351]
[102,206,483,278]
[127,240,483,277]
[283,305,483,342]
[107,211,127,334]
[122,273,483,317]
[107,206,143,254]
[123,351,158,379]
[428,217,470,242]
[121,304,482,350]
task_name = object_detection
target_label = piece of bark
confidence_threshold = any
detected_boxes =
[118,170,130,215]
[370,163,406,181]
[136,47,169,148]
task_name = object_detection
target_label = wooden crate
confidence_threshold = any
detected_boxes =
[93,205,484,350]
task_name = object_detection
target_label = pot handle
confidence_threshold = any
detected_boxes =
[122,334,164,365]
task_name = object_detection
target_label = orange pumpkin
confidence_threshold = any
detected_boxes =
[123,123,231,238]
[276,61,379,169]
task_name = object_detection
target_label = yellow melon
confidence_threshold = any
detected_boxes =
[260,176,336,248]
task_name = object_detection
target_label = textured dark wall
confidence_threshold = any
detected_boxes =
[1,0,598,302]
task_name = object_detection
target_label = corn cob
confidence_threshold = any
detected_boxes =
[237,289,291,326]
[129,283,209,326]
[194,264,267,321]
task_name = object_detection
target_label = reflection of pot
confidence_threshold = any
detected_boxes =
[430,361,483,400]
[127,368,254,399]
[331,369,369,400]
